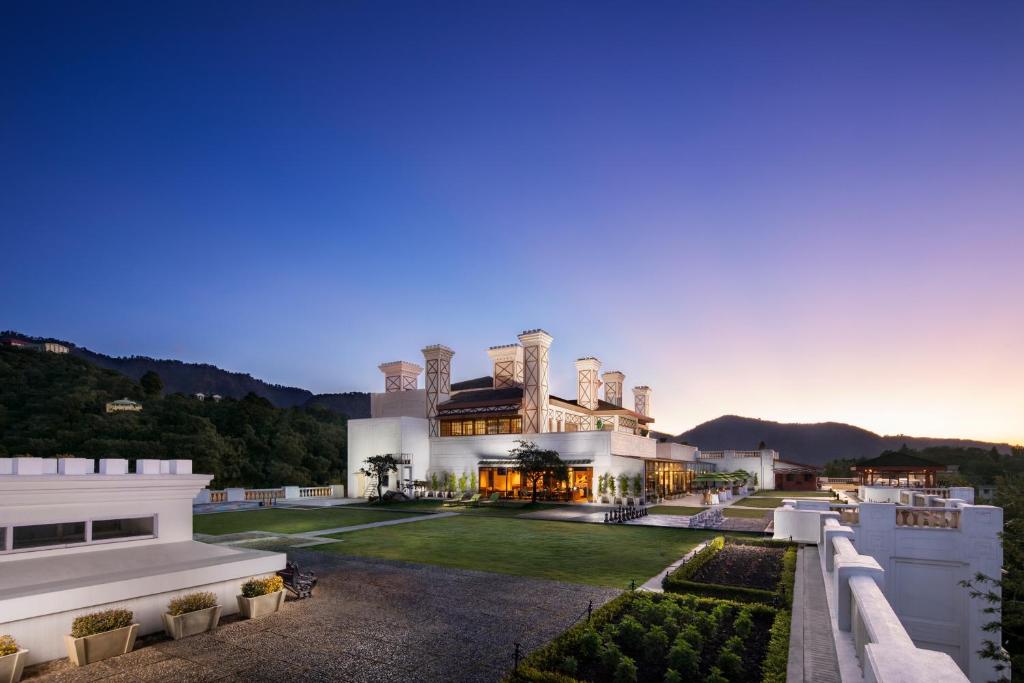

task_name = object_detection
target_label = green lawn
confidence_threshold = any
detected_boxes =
[319,515,719,588]
[753,490,833,498]
[647,505,769,519]
[731,497,787,508]
[193,507,424,536]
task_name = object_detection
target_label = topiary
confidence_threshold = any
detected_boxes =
[612,655,638,683]
[733,608,754,639]
[679,624,704,652]
[0,635,19,657]
[70,609,134,638]
[167,591,218,616]
[716,644,743,680]
[241,575,284,598]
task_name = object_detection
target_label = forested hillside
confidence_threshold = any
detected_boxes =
[0,346,347,488]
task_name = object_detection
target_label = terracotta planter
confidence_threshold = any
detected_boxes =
[162,605,222,640]
[0,649,28,683]
[236,590,284,618]
[64,624,138,666]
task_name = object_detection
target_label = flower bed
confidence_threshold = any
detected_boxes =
[663,537,797,606]
[505,591,789,683]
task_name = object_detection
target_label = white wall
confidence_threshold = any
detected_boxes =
[712,451,777,490]
[370,389,426,418]
[655,443,698,461]
[346,416,430,497]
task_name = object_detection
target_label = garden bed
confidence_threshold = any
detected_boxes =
[506,591,789,683]
[663,537,797,605]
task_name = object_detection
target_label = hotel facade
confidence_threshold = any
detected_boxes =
[347,328,788,501]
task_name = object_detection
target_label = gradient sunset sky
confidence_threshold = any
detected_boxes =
[2,2,1022,443]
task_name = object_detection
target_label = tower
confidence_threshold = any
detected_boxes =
[575,357,601,410]
[602,371,625,407]
[518,329,552,434]
[422,345,454,437]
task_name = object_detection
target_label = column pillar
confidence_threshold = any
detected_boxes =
[518,329,553,434]
[422,345,455,437]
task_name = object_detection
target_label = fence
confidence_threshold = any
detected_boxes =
[196,484,344,505]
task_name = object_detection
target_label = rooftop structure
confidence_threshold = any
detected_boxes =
[0,457,285,666]
[105,397,142,413]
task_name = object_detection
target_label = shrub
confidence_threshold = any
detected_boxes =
[600,642,623,672]
[717,637,744,679]
[705,666,729,683]
[666,639,699,679]
[241,575,284,598]
[506,665,581,683]
[642,625,669,665]
[70,609,133,638]
[557,656,577,675]
[612,655,638,683]
[167,591,218,616]
[778,546,798,607]
[663,669,682,683]
[615,615,645,653]
[578,627,602,662]
[761,609,791,683]
[0,635,19,657]
[617,474,629,499]
[733,607,754,639]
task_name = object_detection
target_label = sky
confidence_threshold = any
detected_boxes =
[1,1,1022,443]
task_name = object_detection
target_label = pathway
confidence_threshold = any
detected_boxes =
[638,539,712,592]
[788,545,842,683]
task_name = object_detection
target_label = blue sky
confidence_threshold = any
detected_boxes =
[2,1,1022,440]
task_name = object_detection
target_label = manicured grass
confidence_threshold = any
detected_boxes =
[370,499,564,517]
[320,515,719,588]
[731,497,787,508]
[193,507,423,536]
[723,507,772,519]
[752,490,833,498]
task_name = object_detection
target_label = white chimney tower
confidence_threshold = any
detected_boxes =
[487,344,524,388]
[575,357,601,411]
[518,329,552,434]
[378,361,423,392]
[422,345,455,437]
[633,385,652,418]
[602,371,625,407]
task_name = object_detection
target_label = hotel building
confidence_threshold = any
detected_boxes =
[347,328,789,501]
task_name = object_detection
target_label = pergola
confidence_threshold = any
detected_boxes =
[852,451,945,487]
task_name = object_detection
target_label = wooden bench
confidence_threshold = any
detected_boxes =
[277,561,317,599]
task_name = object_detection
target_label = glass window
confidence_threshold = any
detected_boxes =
[440,421,452,436]
[474,419,486,435]
[450,421,463,436]
[13,522,86,550]
[498,418,510,434]
[487,419,499,435]
[511,417,522,433]
[92,517,155,541]
[463,420,474,435]
[0,527,4,550]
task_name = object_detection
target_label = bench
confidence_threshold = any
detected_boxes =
[276,561,317,599]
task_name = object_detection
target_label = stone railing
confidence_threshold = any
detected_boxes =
[210,490,227,503]
[245,488,284,503]
[894,506,961,529]
[821,515,970,682]
[299,486,332,497]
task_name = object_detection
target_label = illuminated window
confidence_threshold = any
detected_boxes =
[474,419,486,435]
[487,419,499,435]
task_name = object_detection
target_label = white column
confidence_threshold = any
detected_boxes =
[575,357,601,410]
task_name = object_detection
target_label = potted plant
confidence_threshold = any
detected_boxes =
[618,474,629,505]
[0,635,27,683]
[598,473,609,504]
[162,591,221,640]
[632,473,643,504]
[237,576,285,618]
[64,609,138,666]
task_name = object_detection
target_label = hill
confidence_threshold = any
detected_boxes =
[0,345,348,488]
[660,415,1016,466]
[1,331,370,418]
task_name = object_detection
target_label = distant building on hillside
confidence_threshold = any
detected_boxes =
[211,394,223,402]
[0,338,69,353]
[194,392,206,401]
[105,398,142,413]
[41,341,68,353]
[1,337,35,349]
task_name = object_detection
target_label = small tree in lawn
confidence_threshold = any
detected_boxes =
[359,454,398,503]
[509,440,567,503]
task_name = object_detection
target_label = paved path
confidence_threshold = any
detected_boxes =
[789,546,842,683]
[638,539,713,592]
[24,551,621,683]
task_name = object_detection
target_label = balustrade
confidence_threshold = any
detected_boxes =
[299,486,332,497]
[210,490,226,503]
[894,506,960,529]
[245,488,283,503]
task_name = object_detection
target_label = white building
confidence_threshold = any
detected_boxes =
[0,456,285,665]
[348,328,790,501]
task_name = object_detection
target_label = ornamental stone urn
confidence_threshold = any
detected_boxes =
[237,590,284,619]
[162,605,222,640]
[0,648,28,683]
[64,624,138,666]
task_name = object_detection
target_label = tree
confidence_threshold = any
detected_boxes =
[359,454,398,502]
[509,440,567,503]
[139,370,163,396]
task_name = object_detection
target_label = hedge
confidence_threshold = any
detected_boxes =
[761,609,791,683]
[662,536,798,606]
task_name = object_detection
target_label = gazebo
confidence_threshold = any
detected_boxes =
[852,450,945,487]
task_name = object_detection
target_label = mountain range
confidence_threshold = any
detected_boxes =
[3,331,1015,464]
[657,415,1015,466]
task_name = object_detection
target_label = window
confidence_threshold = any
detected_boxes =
[92,516,155,541]
[12,522,86,550]
[439,416,523,436]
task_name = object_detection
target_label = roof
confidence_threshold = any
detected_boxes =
[854,451,944,470]
[451,376,495,392]
[549,395,654,422]
[773,459,820,473]
[109,398,140,405]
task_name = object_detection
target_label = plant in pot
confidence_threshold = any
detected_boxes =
[429,472,439,497]
[237,576,285,619]
[618,474,630,505]
[598,473,609,504]
[64,609,138,667]
[609,476,620,505]
[162,591,221,640]
[0,635,27,683]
